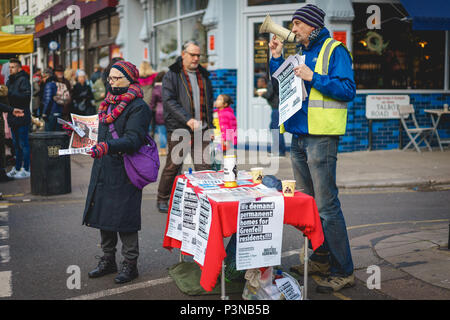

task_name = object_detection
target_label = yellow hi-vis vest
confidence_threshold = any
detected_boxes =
[308,38,350,135]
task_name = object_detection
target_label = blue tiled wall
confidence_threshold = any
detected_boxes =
[209,70,450,153]
[209,69,237,114]
[339,93,450,153]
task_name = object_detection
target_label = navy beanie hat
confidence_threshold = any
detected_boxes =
[292,4,325,29]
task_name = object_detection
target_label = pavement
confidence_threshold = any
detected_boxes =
[1,147,449,300]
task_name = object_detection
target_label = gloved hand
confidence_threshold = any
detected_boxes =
[90,142,109,159]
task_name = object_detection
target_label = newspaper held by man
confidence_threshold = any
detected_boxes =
[272,54,308,126]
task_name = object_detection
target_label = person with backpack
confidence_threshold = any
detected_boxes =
[42,65,72,130]
[72,70,95,115]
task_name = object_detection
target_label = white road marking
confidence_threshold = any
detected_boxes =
[0,212,8,222]
[67,276,173,300]
[0,271,12,298]
[0,226,9,240]
[0,246,10,264]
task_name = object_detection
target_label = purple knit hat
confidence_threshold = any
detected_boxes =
[292,4,325,29]
[111,60,139,83]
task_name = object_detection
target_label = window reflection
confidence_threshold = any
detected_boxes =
[254,22,270,97]
[154,0,176,23]
[156,22,178,69]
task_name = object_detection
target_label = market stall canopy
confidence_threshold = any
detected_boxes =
[400,0,450,30]
[0,31,34,53]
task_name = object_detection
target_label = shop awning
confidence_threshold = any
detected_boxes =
[400,0,450,30]
[0,31,34,53]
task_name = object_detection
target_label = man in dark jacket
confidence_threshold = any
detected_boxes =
[6,58,32,179]
[156,41,214,213]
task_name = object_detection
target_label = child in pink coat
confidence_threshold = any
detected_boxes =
[213,94,237,152]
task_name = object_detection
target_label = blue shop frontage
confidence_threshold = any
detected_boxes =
[118,0,450,152]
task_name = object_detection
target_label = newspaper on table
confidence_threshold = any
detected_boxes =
[236,196,285,271]
[204,184,280,203]
[58,113,99,156]
[193,194,213,266]
[166,178,187,241]
[272,54,308,126]
[180,187,200,256]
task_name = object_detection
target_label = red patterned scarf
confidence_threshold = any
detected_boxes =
[98,83,143,124]
[183,67,206,122]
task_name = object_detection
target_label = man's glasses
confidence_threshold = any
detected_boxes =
[107,76,125,82]
[185,52,202,59]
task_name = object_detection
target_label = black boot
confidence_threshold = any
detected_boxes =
[114,259,139,284]
[88,256,117,278]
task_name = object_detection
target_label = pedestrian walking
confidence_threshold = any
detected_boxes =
[269,4,356,293]
[156,40,214,213]
[82,60,152,284]
[5,58,32,179]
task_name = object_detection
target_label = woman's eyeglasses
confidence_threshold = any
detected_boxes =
[107,76,125,82]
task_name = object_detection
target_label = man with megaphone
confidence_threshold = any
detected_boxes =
[267,4,356,294]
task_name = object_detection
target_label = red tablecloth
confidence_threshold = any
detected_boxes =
[163,175,324,292]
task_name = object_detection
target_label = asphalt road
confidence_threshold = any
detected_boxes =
[1,188,449,300]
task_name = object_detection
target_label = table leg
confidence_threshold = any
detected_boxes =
[221,261,228,300]
[430,114,444,151]
[303,237,308,300]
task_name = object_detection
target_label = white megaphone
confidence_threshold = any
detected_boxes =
[259,14,296,43]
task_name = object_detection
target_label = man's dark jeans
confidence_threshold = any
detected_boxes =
[290,135,354,277]
[11,124,30,171]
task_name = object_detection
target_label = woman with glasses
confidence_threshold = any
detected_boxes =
[82,60,152,284]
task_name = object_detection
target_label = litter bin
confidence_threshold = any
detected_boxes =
[29,132,71,196]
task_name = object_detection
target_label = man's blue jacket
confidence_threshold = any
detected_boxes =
[269,27,356,136]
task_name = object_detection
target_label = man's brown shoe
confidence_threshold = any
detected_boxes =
[314,274,355,293]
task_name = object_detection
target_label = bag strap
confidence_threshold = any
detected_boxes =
[107,105,120,139]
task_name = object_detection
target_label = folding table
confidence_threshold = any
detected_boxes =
[163,174,324,300]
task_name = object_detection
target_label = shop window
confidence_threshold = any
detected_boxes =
[154,0,208,70]
[155,21,177,69]
[352,3,445,90]
[253,22,269,97]
[155,0,176,23]
[181,0,208,15]
[248,0,302,6]
[111,14,120,39]
[98,17,109,41]
[90,21,98,43]
[181,16,207,63]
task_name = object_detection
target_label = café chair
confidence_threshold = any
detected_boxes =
[398,104,433,153]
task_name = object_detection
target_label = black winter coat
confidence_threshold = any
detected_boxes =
[6,70,31,128]
[82,97,152,232]
[162,57,214,132]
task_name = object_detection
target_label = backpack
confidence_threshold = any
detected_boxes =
[53,81,70,105]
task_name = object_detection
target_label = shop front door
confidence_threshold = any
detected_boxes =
[245,15,296,147]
